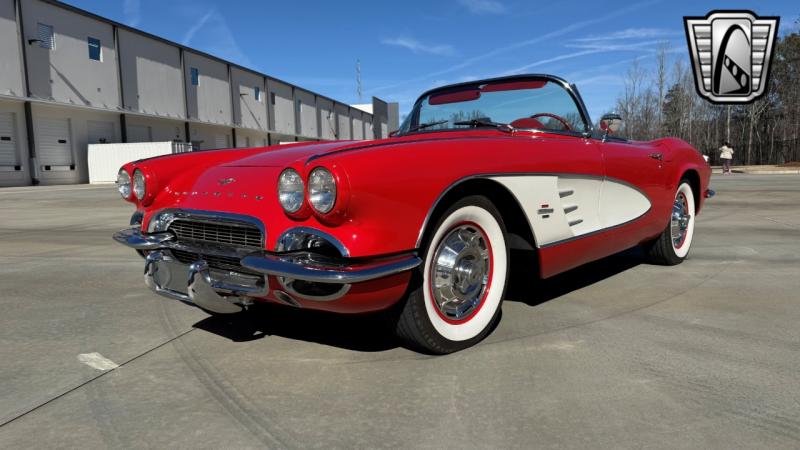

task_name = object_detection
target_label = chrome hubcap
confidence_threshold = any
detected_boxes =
[430,224,491,321]
[671,192,691,248]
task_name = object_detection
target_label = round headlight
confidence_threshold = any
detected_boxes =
[132,169,146,200]
[278,168,304,213]
[308,167,336,214]
[116,169,131,199]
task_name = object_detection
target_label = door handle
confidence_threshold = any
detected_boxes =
[649,152,663,161]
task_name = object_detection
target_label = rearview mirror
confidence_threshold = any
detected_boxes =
[599,113,623,141]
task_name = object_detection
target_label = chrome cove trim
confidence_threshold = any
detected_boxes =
[240,252,421,284]
[147,208,266,247]
[144,251,266,314]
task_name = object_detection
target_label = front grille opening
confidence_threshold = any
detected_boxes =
[168,219,262,249]
[170,249,260,275]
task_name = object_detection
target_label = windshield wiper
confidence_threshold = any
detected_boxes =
[406,120,449,133]
[453,118,514,133]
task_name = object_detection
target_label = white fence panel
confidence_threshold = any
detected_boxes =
[88,142,183,183]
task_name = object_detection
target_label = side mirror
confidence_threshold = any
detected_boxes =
[599,113,622,141]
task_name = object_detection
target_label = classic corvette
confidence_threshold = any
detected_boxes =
[113,74,712,354]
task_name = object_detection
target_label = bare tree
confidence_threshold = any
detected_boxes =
[612,31,800,165]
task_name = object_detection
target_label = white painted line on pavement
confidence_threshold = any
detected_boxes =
[78,352,119,371]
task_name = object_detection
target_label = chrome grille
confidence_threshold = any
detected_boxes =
[167,219,263,249]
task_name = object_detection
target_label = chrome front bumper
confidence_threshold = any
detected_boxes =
[114,227,421,310]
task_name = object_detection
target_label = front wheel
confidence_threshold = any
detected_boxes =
[644,180,696,265]
[395,195,508,354]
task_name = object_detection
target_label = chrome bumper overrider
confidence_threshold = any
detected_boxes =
[114,227,421,309]
[144,251,265,313]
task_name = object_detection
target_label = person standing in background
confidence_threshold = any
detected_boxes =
[719,141,734,174]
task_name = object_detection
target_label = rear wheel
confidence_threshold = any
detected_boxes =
[395,195,508,354]
[644,180,696,265]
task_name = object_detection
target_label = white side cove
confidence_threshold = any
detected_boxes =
[490,175,651,247]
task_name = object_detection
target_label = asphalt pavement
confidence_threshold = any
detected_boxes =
[1,175,799,449]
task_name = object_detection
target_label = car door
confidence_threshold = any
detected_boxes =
[596,136,669,240]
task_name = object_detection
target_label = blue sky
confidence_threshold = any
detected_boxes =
[64,0,798,122]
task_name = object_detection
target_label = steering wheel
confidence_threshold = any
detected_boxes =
[530,113,572,131]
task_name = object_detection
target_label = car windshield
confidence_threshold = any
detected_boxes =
[398,78,588,135]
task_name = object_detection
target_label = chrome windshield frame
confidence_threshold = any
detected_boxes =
[396,74,594,137]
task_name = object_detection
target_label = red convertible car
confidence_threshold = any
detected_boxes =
[114,74,712,354]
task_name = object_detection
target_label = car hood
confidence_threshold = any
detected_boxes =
[223,139,390,167]
[221,132,505,167]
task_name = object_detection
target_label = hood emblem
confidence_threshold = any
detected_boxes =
[217,177,236,186]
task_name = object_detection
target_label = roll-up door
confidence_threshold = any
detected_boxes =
[214,134,230,149]
[37,118,74,169]
[88,120,114,144]
[127,125,152,142]
[0,112,20,169]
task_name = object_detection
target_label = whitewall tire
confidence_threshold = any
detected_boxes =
[644,179,696,265]
[395,195,508,354]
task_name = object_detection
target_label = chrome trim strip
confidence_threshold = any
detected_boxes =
[240,252,421,284]
[538,210,650,249]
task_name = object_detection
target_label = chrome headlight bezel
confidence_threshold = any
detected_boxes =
[278,168,305,214]
[132,169,146,200]
[308,167,337,214]
[117,169,131,199]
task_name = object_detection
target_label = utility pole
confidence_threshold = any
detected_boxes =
[356,59,362,103]
[726,105,731,143]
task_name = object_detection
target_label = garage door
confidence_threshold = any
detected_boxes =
[37,118,73,168]
[127,125,152,143]
[214,135,229,149]
[0,112,19,168]
[88,120,114,144]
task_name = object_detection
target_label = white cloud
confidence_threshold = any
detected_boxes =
[369,0,663,94]
[181,9,215,46]
[572,28,681,43]
[382,37,456,56]
[457,0,506,14]
[122,0,141,27]
[180,8,252,67]
[501,40,667,75]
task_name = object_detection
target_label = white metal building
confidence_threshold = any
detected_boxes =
[0,0,397,186]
